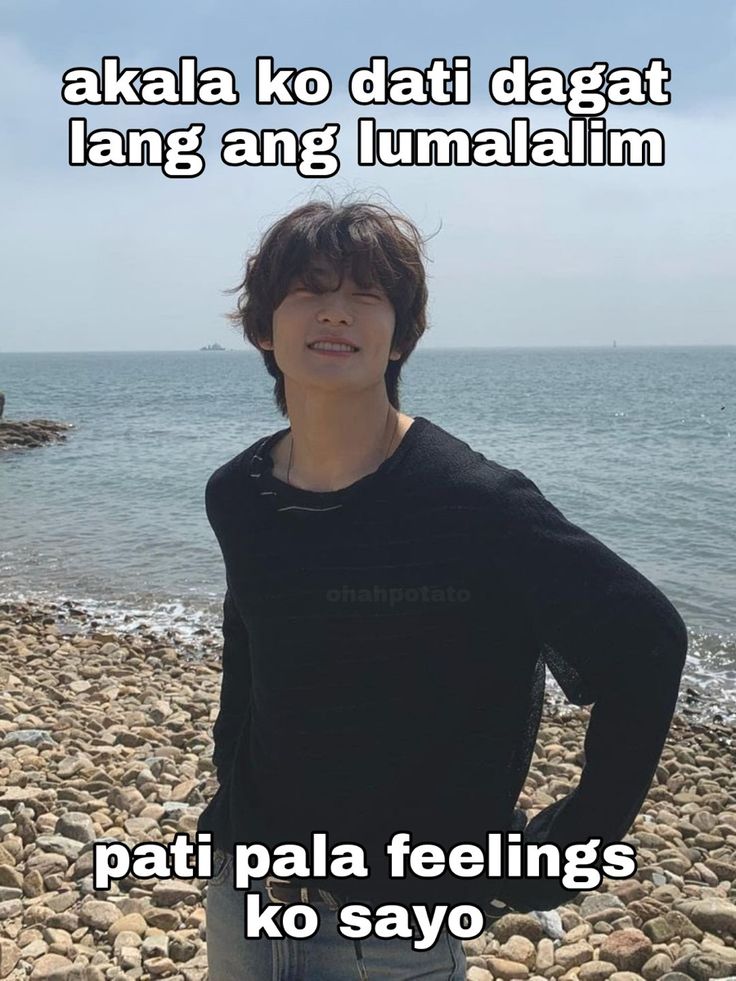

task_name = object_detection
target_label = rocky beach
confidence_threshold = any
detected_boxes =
[1,597,735,981]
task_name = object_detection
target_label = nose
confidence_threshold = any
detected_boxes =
[316,291,353,326]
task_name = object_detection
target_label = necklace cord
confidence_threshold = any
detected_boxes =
[286,406,399,489]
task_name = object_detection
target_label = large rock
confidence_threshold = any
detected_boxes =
[687,898,736,935]
[662,910,703,940]
[580,894,627,919]
[29,953,75,979]
[141,932,169,958]
[582,898,629,926]
[642,915,676,943]
[599,929,653,973]
[169,933,199,963]
[0,899,22,920]
[78,899,123,931]
[640,952,674,980]
[55,812,96,844]
[578,962,619,980]
[144,907,181,931]
[535,938,555,973]
[0,419,73,451]
[555,941,595,970]
[34,835,84,862]
[108,912,148,939]
[467,969,493,981]
[151,881,201,907]
[498,935,536,968]
[0,866,22,890]
[0,938,21,978]
[67,968,106,981]
[491,912,545,943]
[485,956,529,980]
[686,949,736,981]
[2,729,55,748]
[146,958,178,978]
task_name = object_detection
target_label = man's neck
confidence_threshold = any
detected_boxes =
[270,397,415,493]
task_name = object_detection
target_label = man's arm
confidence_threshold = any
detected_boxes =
[204,467,253,787]
[495,469,688,912]
[211,585,252,787]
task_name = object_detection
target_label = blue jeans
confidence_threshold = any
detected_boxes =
[205,848,468,980]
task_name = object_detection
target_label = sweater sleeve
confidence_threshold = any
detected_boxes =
[211,586,252,786]
[205,466,253,788]
[494,469,688,913]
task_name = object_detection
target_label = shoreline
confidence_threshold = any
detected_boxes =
[2,589,734,729]
[1,597,735,980]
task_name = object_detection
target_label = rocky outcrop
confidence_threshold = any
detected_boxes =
[0,419,73,451]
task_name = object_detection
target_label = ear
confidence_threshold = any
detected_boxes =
[388,348,402,362]
[259,337,274,351]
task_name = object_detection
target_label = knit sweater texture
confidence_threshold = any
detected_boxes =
[196,415,688,910]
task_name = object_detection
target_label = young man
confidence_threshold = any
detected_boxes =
[198,199,688,980]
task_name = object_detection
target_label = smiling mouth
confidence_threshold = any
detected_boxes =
[307,341,360,353]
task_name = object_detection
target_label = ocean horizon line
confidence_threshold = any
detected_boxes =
[3,343,735,356]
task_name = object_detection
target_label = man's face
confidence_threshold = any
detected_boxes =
[262,259,401,401]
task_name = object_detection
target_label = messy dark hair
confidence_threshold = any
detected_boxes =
[224,195,430,417]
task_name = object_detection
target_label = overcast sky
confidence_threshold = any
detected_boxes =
[1,0,734,352]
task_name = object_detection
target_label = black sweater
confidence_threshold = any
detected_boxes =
[196,416,687,910]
